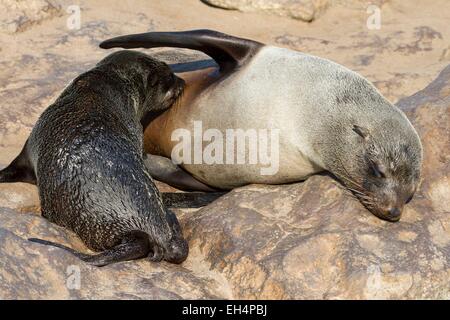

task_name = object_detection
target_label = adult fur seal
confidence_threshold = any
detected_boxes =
[0,50,188,266]
[100,30,423,222]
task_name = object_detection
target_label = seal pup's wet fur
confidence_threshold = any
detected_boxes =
[0,50,188,266]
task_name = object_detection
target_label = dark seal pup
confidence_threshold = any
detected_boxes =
[100,30,423,222]
[0,50,188,266]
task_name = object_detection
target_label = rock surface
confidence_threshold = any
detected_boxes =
[201,0,393,22]
[0,0,449,299]
[0,0,63,34]
[202,0,329,21]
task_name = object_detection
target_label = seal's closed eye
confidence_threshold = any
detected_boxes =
[370,161,386,178]
[405,194,414,204]
[353,125,370,140]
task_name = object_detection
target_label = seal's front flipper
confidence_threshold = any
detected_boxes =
[0,141,36,184]
[144,154,217,192]
[29,232,151,267]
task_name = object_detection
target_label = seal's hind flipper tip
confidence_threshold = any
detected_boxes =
[99,37,123,49]
[28,237,77,253]
[28,237,48,244]
[28,237,60,247]
[99,38,133,50]
[99,41,110,49]
[28,237,94,261]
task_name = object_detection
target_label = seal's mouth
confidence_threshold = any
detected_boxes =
[369,207,402,222]
[357,196,403,222]
[336,176,403,222]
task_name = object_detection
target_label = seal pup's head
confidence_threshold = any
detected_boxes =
[96,50,184,118]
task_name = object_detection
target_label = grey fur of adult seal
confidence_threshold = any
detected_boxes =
[101,30,423,222]
[0,50,188,266]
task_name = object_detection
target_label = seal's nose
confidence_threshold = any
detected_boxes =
[387,207,402,221]
[164,238,189,264]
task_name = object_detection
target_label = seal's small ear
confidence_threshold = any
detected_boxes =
[353,125,370,140]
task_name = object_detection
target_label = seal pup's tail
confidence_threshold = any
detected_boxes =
[100,29,263,72]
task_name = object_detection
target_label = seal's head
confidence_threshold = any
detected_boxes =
[313,73,424,222]
[97,50,184,117]
[337,120,423,222]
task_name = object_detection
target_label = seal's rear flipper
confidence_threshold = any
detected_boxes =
[29,232,153,267]
[100,29,263,73]
[162,192,226,208]
[0,142,36,184]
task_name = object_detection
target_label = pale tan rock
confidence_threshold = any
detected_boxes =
[202,0,329,21]
[0,0,63,34]
[0,182,39,210]
[0,207,227,299]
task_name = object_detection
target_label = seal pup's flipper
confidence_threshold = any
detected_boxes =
[29,231,158,267]
[100,29,263,73]
[144,154,218,192]
[162,192,226,208]
[0,141,36,184]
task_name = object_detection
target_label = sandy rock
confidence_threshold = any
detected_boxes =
[0,182,39,210]
[332,0,389,10]
[0,0,63,34]
[0,207,227,299]
[200,0,391,22]
[201,0,329,21]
